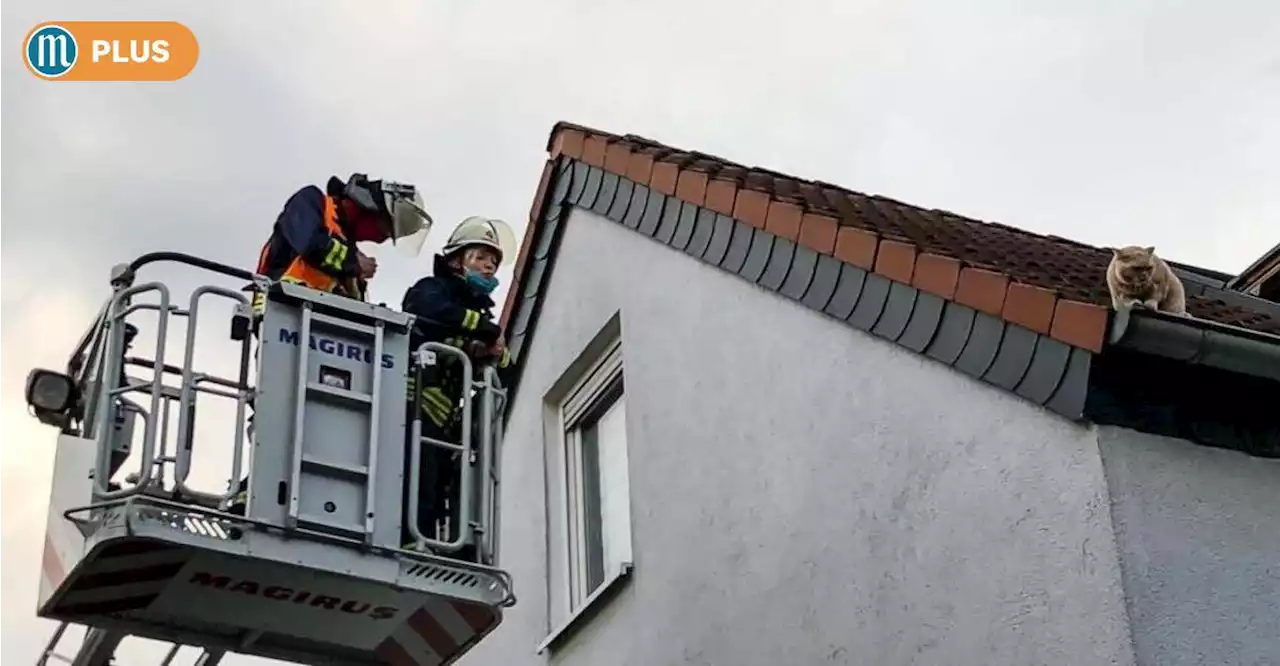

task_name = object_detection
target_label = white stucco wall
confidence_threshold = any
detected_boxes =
[1098,428,1280,666]
[464,207,1138,665]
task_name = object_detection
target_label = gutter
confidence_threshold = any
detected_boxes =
[1107,308,1280,383]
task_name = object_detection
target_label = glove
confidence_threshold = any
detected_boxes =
[466,340,495,360]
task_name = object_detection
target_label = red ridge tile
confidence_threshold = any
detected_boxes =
[582,136,607,167]
[650,161,679,195]
[1003,282,1058,334]
[834,227,878,269]
[705,179,737,216]
[550,128,585,159]
[874,240,917,284]
[798,213,838,254]
[956,267,1009,316]
[1051,299,1109,353]
[604,142,631,174]
[913,253,961,299]
[733,189,770,229]
[676,170,709,206]
[627,151,654,186]
[765,201,803,241]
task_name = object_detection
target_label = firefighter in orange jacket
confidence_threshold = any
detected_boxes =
[251,173,434,314]
[227,173,433,517]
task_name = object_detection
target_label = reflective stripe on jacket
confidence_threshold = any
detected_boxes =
[251,183,366,315]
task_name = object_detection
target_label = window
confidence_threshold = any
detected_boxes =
[540,332,632,651]
[561,341,630,607]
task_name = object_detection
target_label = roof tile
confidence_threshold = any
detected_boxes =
[650,161,679,196]
[1003,282,1058,334]
[834,226,878,269]
[705,179,737,216]
[874,240,917,284]
[538,123,1280,338]
[956,267,1010,316]
[604,142,631,173]
[913,253,962,300]
[765,201,803,241]
[550,128,585,160]
[676,170,709,207]
[733,189,770,229]
[798,213,838,255]
[626,151,654,186]
[1051,299,1109,353]
[581,135,607,167]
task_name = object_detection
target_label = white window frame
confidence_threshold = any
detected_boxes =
[562,339,630,605]
[538,335,633,652]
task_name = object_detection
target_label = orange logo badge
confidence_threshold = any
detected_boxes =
[24,21,198,81]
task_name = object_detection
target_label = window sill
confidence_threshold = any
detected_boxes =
[535,562,633,655]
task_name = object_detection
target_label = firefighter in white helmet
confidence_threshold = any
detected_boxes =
[400,216,518,556]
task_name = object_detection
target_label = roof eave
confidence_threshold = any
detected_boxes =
[1107,308,1280,382]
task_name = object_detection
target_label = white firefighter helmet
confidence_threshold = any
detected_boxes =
[441,216,517,263]
[343,173,434,257]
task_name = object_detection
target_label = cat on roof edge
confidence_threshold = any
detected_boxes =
[1106,245,1189,316]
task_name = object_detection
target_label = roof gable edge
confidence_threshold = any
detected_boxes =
[501,122,1280,456]
[501,154,1103,420]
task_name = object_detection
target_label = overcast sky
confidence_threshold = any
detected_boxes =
[3,1,1278,664]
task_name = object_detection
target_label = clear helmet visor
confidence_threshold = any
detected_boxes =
[385,191,434,258]
[487,218,519,263]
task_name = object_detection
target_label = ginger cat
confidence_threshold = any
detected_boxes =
[1106,245,1188,316]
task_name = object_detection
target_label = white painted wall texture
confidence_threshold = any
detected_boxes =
[463,207,1278,666]
[1099,428,1280,666]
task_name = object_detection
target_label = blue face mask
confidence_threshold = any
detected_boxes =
[465,269,499,295]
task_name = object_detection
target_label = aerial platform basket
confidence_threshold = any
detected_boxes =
[27,252,514,666]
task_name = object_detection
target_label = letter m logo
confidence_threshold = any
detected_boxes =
[36,33,72,68]
[25,24,78,79]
